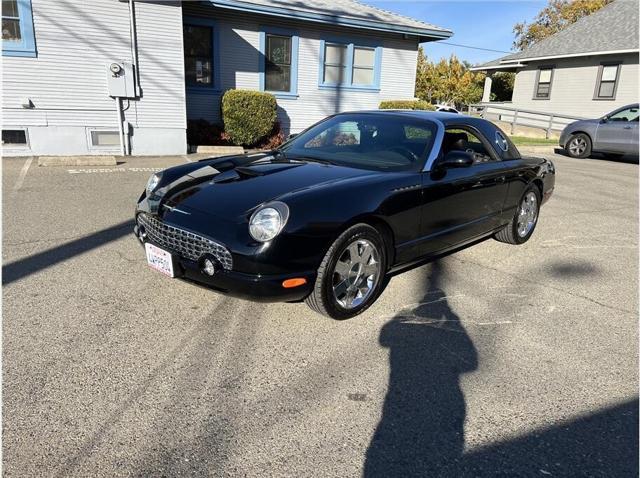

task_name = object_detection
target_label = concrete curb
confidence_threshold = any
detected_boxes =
[195,145,244,156]
[37,155,117,167]
[517,145,561,156]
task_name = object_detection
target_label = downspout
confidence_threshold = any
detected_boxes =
[128,0,141,97]
[115,97,126,157]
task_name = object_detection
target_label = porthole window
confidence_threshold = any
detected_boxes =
[495,131,509,152]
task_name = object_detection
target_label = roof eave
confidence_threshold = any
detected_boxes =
[469,63,524,71]
[501,48,639,64]
[204,0,453,40]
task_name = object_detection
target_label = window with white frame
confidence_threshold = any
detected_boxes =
[90,130,120,147]
[595,63,620,99]
[320,40,380,89]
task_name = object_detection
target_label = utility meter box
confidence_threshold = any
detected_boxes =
[107,61,136,98]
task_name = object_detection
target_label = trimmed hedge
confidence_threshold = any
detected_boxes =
[379,100,435,111]
[222,89,277,146]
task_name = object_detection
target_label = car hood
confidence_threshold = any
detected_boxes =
[157,154,376,220]
[566,118,599,131]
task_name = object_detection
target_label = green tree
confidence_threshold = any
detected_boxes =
[415,51,485,108]
[513,0,613,50]
[490,72,515,102]
[415,46,430,100]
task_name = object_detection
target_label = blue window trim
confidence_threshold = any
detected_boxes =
[318,36,382,91]
[183,16,221,94]
[2,0,37,57]
[259,26,299,99]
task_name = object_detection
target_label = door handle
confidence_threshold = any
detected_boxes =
[623,126,632,129]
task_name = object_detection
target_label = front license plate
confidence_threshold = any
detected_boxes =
[145,243,175,278]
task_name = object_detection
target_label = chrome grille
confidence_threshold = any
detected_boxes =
[137,213,233,270]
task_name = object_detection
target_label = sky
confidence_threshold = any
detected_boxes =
[367,0,548,65]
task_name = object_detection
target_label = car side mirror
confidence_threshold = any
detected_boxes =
[601,116,609,123]
[438,150,474,169]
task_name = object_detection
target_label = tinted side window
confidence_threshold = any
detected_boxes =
[443,128,495,163]
[609,107,639,122]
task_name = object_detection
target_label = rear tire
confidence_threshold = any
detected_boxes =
[494,185,541,245]
[565,133,592,158]
[306,224,387,320]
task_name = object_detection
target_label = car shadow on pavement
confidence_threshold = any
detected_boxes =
[364,260,638,477]
[364,260,478,477]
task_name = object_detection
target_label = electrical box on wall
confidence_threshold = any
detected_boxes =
[107,61,136,98]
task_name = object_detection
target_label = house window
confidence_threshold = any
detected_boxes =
[319,39,381,90]
[323,43,348,84]
[260,27,299,96]
[2,0,36,57]
[90,130,120,147]
[534,67,553,99]
[2,129,28,146]
[594,63,620,99]
[265,34,291,92]
[184,24,213,87]
[352,47,375,86]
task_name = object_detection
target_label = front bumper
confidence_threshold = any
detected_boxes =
[558,128,572,148]
[134,224,315,303]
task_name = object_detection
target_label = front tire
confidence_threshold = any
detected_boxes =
[565,133,592,158]
[494,185,541,245]
[306,224,387,319]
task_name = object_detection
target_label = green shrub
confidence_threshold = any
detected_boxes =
[379,100,435,111]
[222,90,277,146]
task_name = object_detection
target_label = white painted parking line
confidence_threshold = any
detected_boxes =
[67,167,163,174]
[13,156,33,192]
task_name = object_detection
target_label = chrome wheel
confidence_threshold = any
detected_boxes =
[517,191,538,237]
[332,239,380,309]
[569,136,587,156]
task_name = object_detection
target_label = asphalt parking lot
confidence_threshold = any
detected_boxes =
[3,151,638,477]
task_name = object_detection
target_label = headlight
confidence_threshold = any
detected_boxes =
[249,201,290,242]
[146,173,161,196]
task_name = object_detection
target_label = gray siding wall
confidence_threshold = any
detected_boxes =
[2,0,186,156]
[510,53,639,118]
[183,4,419,134]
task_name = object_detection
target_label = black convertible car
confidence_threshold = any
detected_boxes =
[135,111,555,319]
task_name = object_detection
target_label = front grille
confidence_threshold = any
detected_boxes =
[137,212,233,270]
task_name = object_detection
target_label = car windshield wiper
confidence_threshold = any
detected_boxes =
[291,155,337,166]
[272,149,336,166]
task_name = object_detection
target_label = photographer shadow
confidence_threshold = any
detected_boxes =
[365,261,478,477]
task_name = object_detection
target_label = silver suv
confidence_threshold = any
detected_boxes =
[559,104,639,158]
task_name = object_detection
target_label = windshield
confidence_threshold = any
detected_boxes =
[279,113,438,172]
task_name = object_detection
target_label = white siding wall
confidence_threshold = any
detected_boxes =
[2,0,186,156]
[509,53,639,118]
[183,4,419,133]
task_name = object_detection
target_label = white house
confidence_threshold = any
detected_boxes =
[1,0,452,156]
[471,0,639,132]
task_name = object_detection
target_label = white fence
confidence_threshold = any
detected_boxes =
[468,103,585,138]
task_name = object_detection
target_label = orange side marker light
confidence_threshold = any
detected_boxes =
[282,278,307,288]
